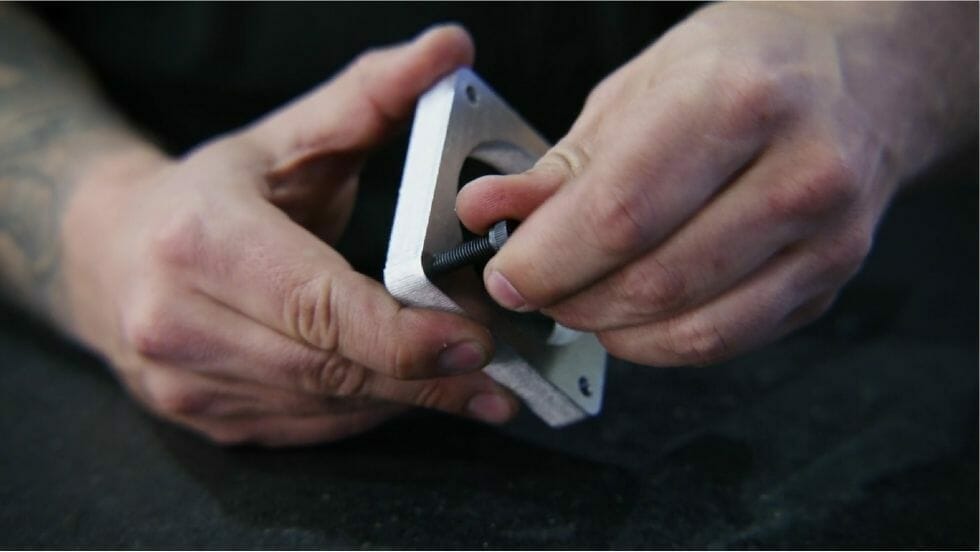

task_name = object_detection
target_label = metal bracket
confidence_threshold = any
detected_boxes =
[384,68,606,427]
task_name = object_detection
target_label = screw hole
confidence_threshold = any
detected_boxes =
[465,84,478,104]
[578,376,592,397]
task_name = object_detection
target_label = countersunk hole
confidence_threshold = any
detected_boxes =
[465,84,478,104]
[578,376,592,397]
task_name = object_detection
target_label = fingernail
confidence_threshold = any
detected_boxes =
[466,393,515,424]
[437,341,488,375]
[486,270,528,311]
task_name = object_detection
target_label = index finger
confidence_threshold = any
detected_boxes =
[482,87,769,312]
[247,24,475,169]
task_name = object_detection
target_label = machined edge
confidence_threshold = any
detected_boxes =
[384,68,605,427]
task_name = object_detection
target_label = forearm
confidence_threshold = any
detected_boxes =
[0,5,161,326]
[769,1,978,181]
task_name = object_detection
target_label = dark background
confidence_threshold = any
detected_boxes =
[2,3,977,548]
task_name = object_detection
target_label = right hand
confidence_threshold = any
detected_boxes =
[457,3,977,368]
[59,25,517,446]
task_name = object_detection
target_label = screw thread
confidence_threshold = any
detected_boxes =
[429,237,495,275]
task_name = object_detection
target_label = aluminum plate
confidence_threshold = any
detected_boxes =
[384,68,606,426]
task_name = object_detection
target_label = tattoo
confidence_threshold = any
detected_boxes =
[0,6,132,324]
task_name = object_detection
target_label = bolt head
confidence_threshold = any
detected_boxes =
[488,220,516,250]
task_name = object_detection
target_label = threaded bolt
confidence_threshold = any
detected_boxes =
[427,220,515,276]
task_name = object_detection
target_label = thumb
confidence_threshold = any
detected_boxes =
[247,24,475,171]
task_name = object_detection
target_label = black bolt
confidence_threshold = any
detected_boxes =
[426,220,515,276]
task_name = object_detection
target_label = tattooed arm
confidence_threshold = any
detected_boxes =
[0,5,155,325]
[0,9,515,445]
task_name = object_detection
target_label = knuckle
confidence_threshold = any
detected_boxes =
[807,146,861,205]
[349,48,387,85]
[583,73,623,110]
[412,381,449,411]
[596,328,677,368]
[380,308,434,380]
[285,274,338,351]
[596,330,632,361]
[662,317,731,365]
[124,296,184,360]
[714,63,786,138]
[584,179,655,255]
[382,323,434,380]
[545,303,596,332]
[817,230,872,281]
[145,377,215,418]
[766,150,859,222]
[618,258,689,316]
[296,355,368,397]
[353,48,383,70]
[387,334,425,380]
[540,141,591,179]
[148,209,207,270]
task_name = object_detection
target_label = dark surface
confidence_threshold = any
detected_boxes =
[3,3,979,549]
[2,177,976,550]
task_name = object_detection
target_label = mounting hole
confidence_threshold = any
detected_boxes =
[465,84,478,104]
[578,376,592,397]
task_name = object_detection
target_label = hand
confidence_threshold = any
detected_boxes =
[457,3,976,366]
[60,26,517,446]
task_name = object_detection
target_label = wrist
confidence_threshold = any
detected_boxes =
[74,143,171,199]
[64,125,172,192]
[786,2,977,184]
[58,137,169,347]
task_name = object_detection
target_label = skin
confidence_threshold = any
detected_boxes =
[0,9,518,446]
[458,2,978,366]
[2,3,976,446]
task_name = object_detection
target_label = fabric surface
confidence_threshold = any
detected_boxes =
[1,178,976,548]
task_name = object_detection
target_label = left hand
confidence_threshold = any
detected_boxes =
[61,25,516,446]
[456,3,974,366]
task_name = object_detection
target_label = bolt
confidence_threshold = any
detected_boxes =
[426,220,515,276]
